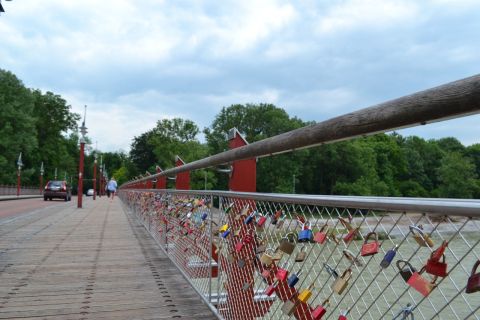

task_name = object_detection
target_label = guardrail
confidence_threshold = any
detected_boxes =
[120,189,480,320]
[0,185,41,196]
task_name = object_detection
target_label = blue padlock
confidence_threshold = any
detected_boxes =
[380,245,398,268]
[287,271,302,288]
[244,211,256,224]
[201,212,208,221]
[298,222,313,242]
[221,228,231,238]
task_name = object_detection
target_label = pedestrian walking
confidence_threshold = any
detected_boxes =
[107,177,117,201]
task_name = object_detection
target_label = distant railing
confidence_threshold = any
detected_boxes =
[120,190,480,320]
[0,185,41,196]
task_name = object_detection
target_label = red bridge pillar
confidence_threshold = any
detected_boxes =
[228,128,256,192]
[155,166,167,189]
[175,156,190,190]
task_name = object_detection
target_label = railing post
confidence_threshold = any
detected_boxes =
[155,166,167,189]
[228,128,256,192]
[175,156,190,190]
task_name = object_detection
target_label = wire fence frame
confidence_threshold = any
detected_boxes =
[120,189,480,320]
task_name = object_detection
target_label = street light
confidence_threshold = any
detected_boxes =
[54,167,58,180]
[93,152,97,200]
[77,105,88,208]
[99,156,103,197]
[16,152,23,196]
[39,162,44,193]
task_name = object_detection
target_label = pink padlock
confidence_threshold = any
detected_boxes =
[311,299,329,320]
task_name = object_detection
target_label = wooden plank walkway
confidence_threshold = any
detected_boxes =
[0,197,217,320]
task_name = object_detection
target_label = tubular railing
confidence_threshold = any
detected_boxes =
[120,189,480,320]
[0,185,41,196]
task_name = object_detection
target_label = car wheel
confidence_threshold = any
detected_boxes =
[64,196,68,202]
[49,197,52,201]
[44,196,47,201]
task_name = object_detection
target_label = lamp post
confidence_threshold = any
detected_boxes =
[54,167,57,180]
[93,153,97,200]
[99,155,103,197]
[77,105,88,208]
[39,162,44,193]
[16,152,23,196]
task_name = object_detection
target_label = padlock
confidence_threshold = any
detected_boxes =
[257,213,267,227]
[328,229,340,244]
[298,283,314,303]
[265,281,278,296]
[339,217,354,231]
[261,268,271,279]
[243,233,254,244]
[235,239,245,253]
[466,260,480,294]
[260,248,275,266]
[380,245,398,268]
[396,260,417,282]
[338,311,348,320]
[298,221,313,242]
[276,214,286,229]
[314,224,329,244]
[271,210,283,225]
[224,201,234,214]
[361,232,379,256]
[256,237,267,254]
[287,271,302,288]
[234,227,242,237]
[311,299,330,320]
[343,249,363,267]
[407,267,437,297]
[201,212,208,220]
[219,224,229,233]
[324,263,339,278]
[281,297,299,316]
[332,268,352,295]
[279,233,297,254]
[237,258,248,268]
[295,245,307,262]
[409,225,434,248]
[272,248,284,260]
[343,227,359,243]
[226,251,235,263]
[275,262,290,281]
[221,228,231,238]
[244,211,255,224]
[425,253,448,278]
[237,204,250,220]
[431,240,448,261]
[296,215,306,225]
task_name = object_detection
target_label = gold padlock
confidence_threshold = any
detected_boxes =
[295,245,307,262]
[332,268,352,295]
[409,225,434,248]
[298,284,314,303]
[272,247,284,261]
[281,297,299,315]
[260,248,275,266]
[219,223,229,233]
[279,232,297,254]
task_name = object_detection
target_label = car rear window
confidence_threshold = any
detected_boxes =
[48,181,63,187]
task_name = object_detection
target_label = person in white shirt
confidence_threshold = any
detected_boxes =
[107,177,117,200]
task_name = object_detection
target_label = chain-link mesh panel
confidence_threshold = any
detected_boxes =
[120,190,480,320]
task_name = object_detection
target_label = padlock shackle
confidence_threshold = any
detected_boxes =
[343,249,356,262]
[340,268,353,280]
[409,225,427,236]
[324,263,339,278]
[363,231,378,243]
[339,217,353,230]
[318,223,328,232]
[396,260,415,273]
[283,232,297,242]
[322,299,330,307]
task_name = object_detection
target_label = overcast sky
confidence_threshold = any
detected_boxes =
[1,0,479,152]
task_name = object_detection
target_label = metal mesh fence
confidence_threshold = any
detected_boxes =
[120,190,480,320]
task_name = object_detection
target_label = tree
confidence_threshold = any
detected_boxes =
[0,69,37,184]
[436,152,478,198]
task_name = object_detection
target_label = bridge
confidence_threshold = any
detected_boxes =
[1,75,480,319]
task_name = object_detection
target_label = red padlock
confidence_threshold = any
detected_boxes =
[425,254,448,278]
[261,269,271,279]
[257,215,267,227]
[466,260,480,294]
[265,281,278,296]
[235,240,244,253]
[407,267,437,297]
[361,232,379,256]
[314,224,329,244]
[311,299,330,320]
[276,263,290,281]
[431,240,448,261]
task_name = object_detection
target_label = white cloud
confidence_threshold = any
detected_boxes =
[316,0,420,35]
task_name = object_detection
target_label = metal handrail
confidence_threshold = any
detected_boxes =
[123,189,480,217]
[123,74,480,186]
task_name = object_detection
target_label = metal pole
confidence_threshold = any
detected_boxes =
[93,155,97,200]
[16,153,23,196]
[78,141,85,208]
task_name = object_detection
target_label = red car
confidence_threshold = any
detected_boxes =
[44,180,72,201]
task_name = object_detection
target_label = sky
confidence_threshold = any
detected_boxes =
[1,0,479,153]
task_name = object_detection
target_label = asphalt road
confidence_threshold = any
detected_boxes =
[0,198,68,220]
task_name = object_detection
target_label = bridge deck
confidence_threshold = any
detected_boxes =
[0,198,217,319]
